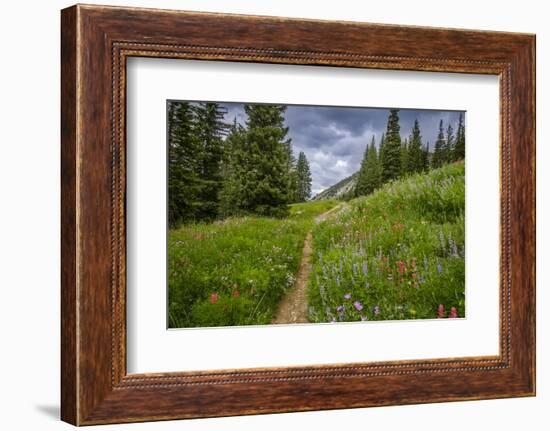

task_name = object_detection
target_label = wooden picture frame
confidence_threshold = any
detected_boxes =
[61,4,535,425]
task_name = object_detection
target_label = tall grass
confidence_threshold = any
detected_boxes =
[168,200,338,328]
[307,162,465,323]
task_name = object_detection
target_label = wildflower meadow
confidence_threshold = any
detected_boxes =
[307,162,465,323]
[168,200,338,327]
[167,101,465,328]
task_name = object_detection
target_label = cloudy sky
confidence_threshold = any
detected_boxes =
[220,102,464,196]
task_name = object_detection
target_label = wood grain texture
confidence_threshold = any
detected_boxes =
[60,4,536,425]
[60,5,78,425]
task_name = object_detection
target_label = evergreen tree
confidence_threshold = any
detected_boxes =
[432,120,446,168]
[400,138,409,177]
[239,104,291,217]
[355,136,380,196]
[454,113,465,160]
[378,133,386,171]
[422,142,431,171]
[295,152,312,202]
[381,109,402,182]
[407,119,424,173]
[219,119,247,217]
[444,123,455,164]
[192,102,228,220]
[167,101,200,227]
[287,153,299,204]
[355,138,371,197]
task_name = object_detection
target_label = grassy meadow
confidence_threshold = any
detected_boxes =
[307,162,465,323]
[168,200,338,328]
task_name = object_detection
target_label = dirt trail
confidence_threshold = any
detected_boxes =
[271,204,344,324]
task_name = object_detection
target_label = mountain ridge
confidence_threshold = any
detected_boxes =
[312,171,358,201]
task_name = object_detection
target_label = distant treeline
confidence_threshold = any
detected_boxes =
[352,109,465,200]
[168,102,312,227]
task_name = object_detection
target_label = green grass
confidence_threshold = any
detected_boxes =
[307,162,465,323]
[168,199,338,328]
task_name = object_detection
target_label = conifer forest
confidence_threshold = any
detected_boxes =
[167,101,466,328]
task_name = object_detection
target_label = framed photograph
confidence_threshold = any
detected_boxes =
[61,4,536,425]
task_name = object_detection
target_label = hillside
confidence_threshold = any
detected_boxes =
[307,162,465,322]
[313,172,358,201]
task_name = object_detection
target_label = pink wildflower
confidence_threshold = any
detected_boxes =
[210,293,219,304]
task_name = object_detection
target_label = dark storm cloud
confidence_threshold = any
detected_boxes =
[217,101,463,196]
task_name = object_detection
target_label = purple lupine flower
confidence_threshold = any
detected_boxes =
[336,305,344,313]
[373,305,381,316]
[437,262,443,274]
[360,316,368,321]
[451,241,459,258]
[353,301,363,311]
[362,261,368,276]
[439,231,446,249]
[344,293,351,300]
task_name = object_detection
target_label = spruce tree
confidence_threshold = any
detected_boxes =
[295,151,312,202]
[240,104,291,217]
[381,109,402,182]
[355,138,371,197]
[167,101,200,227]
[407,119,424,173]
[423,142,431,171]
[192,102,228,220]
[287,154,299,204]
[219,119,247,217]
[444,123,455,164]
[432,120,446,168]
[454,113,465,160]
[355,136,380,196]
[378,133,386,171]
[400,138,409,177]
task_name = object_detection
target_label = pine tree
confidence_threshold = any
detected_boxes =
[167,101,200,227]
[192,102,228,220]
[432,120,446,168]
[407,119,424,173]
[355,136,380,196]
[454,113,465,160]
[295,152,312,202]
[381,109,401,182]
[444,123,455,164]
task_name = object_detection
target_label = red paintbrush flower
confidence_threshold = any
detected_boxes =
[210,293,219,304]
[437,304,446,318]
[449,307,458,318]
